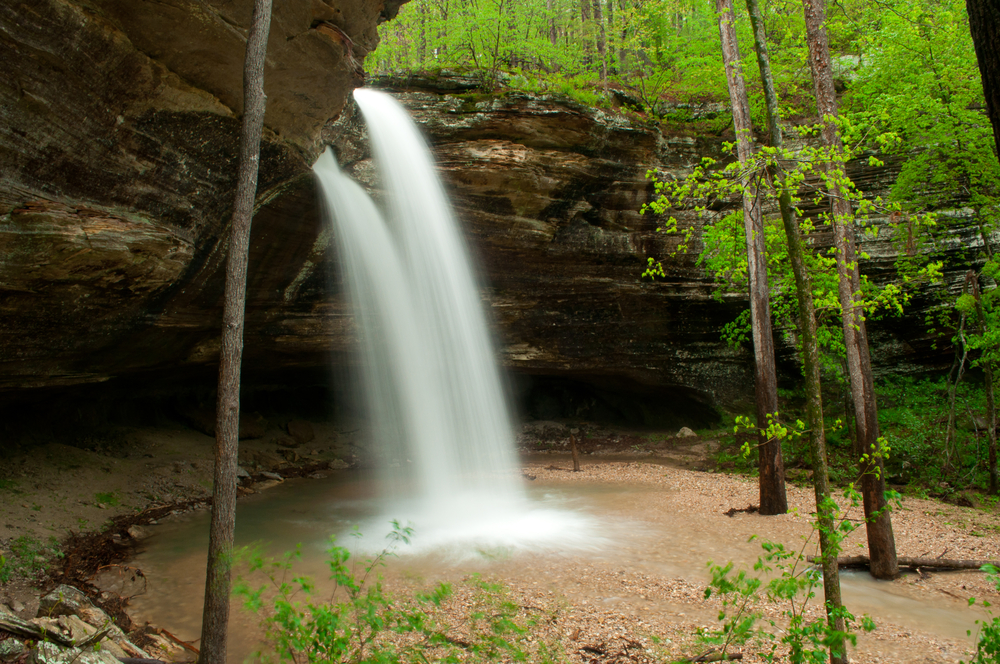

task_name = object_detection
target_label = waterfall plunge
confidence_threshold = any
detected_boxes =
[313,89,599,556]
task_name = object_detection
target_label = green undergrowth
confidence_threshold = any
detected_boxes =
[710,375,998,502]
[0,534,62,583]
[235,523,565,664]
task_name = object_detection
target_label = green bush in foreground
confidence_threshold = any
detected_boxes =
[963,564,1000,664]
[235,523,563,664]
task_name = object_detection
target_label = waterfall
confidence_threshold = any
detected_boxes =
[313,89,597,554]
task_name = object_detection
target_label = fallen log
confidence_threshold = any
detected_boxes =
[809,555,1000,571]
[157,627,200,654]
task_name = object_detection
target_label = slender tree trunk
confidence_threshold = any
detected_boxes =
[618,0,628,74]
[606,0,616,73]
[593,0,608,89]
[716,0,787,515]
[580,0,593,66]
[417,1,427,64]
[547,0,558,47]
[970,272,999,493]
[801,0,898,582]
[945,314,969,462]
[198,2,272,663]
[966,0,1000,158]
[745,0,845,660]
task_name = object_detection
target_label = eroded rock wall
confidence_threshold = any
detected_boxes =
[0,32,970,424]
[0,0,401,391]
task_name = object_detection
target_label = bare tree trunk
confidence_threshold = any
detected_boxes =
[946,314,969,462]
[970,272,999,493]
[592,0,608,89]
[605,0,616,73]
[580,0,593,66]
[801,0,898,582]
[618,0,628,74]
[197,2,272,663]
[966,0,1000,157]
[547,0,558,47]
[716,0,787,515]
[570,431,582,471]
[745,0,845,660]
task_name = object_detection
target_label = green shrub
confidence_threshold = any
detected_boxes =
[236,523,564,664]
[963,564,1000,664]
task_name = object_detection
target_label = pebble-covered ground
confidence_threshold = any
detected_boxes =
[4,420,1000,663]
[371,459,1000,664]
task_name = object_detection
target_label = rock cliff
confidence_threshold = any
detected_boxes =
[0,13,970,426]
[0,0,401,391]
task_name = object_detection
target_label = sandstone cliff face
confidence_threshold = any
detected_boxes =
[0,0,402,391]
[0,23,969,425]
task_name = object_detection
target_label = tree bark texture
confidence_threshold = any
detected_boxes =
[547,0,558,46]
[780,164,847,664]
[966,0,1000,158]
[801,0,898,581]
[198,1,272,663]
[970,273,999,494]
[716,0,787,516]
[592,0,608,88]
[825,555,1000,570]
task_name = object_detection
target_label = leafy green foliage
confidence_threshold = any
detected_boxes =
[962,564,1000,664]
[877,376,997,492]
[702,528,875,663]
[236,524,564,664]
[370,0,735,109]
[642,129,917,382]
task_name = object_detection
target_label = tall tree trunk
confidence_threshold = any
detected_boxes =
[618,0,628,74]
[970,272,999,493]
[606,0,616,73]
[593,0,608,88]
[745,0,845,660]
[716,0,787,515]
[966,0,1000,158]
[547,0,558,47]
[801,0,898,582]
[197,1,272,662]
[580,0,593,66]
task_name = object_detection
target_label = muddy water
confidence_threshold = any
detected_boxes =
[127,468,979,662]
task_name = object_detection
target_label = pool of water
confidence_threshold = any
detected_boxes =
[126,469,979,662]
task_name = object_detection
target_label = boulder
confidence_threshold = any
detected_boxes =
[31,642,118,664]
[287,420,316,444]
[38,585,93,618]
[676,427,698,438]
[0,640,26,662]
[275,435,301,449]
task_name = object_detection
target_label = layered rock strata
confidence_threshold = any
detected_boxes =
[0,23,972,423]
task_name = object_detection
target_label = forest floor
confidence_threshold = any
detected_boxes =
[0,419,998,662]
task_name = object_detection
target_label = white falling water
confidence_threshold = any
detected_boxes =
[313,89,600,556]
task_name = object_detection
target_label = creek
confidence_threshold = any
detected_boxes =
[126,460,980,663]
